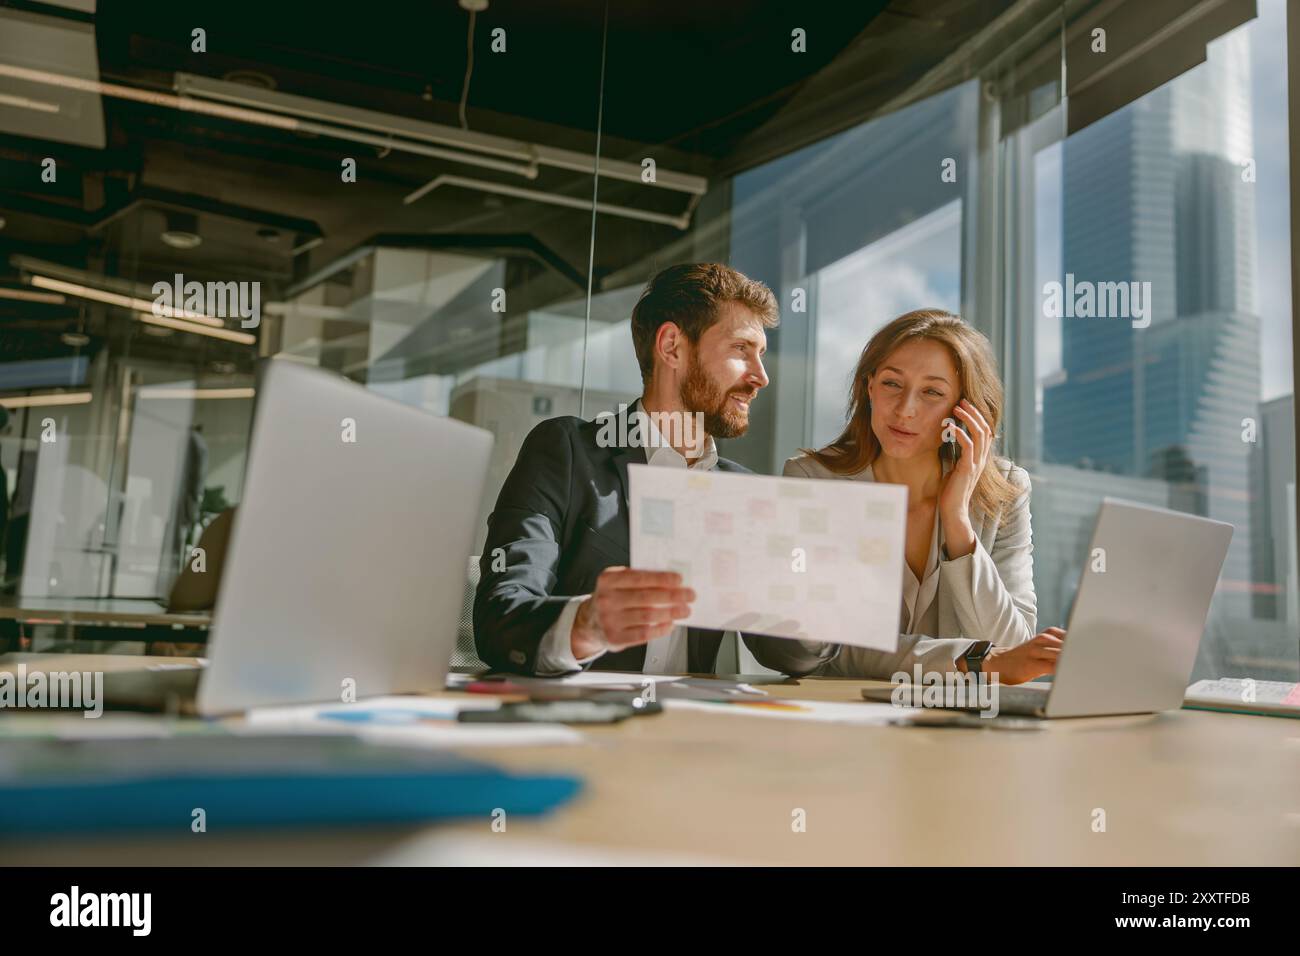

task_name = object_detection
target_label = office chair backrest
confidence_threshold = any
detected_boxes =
[451,556,487,670]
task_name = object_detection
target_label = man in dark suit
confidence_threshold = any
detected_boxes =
[474,262,802,675]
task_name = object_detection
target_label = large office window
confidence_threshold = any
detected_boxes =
[588,1,1296,680]
[1018,0,1295,681]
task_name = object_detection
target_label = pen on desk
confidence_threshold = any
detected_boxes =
[889,713,1043,730]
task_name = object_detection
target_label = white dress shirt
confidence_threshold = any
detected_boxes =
[534,405,719,676]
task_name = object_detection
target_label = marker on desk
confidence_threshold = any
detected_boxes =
[464,680,528,695]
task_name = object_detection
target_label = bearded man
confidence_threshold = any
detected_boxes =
[474,262,803,676]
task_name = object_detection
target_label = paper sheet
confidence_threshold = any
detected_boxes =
[243,695,585,748]
[629,464,905,649]
[447,671,684,690]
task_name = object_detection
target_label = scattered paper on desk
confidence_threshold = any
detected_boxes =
[467,671,764,702]
[629,464,905,649]
[244,695,584,747]
[664,698,900,725]
[447,671,682,692]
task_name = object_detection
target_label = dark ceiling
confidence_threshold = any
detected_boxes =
[0,0,1020,368]
[100,0,893,156]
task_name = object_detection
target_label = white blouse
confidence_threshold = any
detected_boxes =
[902,501,943,635]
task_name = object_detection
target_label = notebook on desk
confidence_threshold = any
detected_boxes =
[1183,678,1300,718]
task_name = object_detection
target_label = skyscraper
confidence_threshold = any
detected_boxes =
[1042,27,1263,665]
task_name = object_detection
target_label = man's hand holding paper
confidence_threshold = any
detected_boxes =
[570,569,696,658]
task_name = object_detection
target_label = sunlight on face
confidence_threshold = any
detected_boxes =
[867,338,960,461]
[681,302,770,438]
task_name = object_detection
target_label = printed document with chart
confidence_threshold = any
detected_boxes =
[628,464,906,650]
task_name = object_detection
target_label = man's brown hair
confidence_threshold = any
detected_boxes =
[630,263,779,384]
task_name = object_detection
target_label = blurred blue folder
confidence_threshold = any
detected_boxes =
[0,735,582,833]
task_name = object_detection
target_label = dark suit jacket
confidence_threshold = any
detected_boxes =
[474,407,759,675]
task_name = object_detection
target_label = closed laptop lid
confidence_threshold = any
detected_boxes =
[197,360,493,715]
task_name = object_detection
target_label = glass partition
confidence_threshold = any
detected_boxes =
[0,1,607,653]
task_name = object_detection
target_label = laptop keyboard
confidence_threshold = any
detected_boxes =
[990,682,1051,715]
[867,681,1052,715]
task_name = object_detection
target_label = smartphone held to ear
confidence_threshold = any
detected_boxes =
[942,415,971,461]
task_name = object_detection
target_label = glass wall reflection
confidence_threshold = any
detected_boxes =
[0,1,606,657]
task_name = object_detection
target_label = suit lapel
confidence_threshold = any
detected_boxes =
[611,443,647,513]
[608,401,648,512]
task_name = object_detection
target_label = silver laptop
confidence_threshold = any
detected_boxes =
[863,498,1233,718]
[107,359,492,715]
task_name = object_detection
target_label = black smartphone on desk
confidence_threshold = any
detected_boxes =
[458,699,657,724]
[888,711,1042,730]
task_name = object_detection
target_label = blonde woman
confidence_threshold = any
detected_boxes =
[765,309,1065,683]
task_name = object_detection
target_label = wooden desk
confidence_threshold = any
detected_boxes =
[0,597,210,648]
[0,673,1296,865]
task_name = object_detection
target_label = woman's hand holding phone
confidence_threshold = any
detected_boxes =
[938,399,992,558]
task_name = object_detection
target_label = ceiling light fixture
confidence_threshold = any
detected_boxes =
[0,91,60,113]
[0,286,65,304]
[402,174,693,229]
[29,275,223,326]
[135,311,256,344]
[161,210,202,249]
[171,72,705,197]
[223,70,277,90]
[0,62,706,229]
[137,386,255,400]
[0,392,93,409]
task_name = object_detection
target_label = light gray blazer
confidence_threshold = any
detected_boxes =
[746,453,1037,679]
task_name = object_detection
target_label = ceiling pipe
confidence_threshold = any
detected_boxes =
[402,174,691,230]
[173,72,708,196]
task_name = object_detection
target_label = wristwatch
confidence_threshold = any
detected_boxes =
[962,640,993,674]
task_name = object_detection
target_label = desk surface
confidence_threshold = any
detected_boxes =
[0,665,1296,866]
[0,597,211,628]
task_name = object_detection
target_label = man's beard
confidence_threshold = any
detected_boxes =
[680,356,753,440]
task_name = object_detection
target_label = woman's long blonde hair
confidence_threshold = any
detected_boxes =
[804,309,1021,523]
